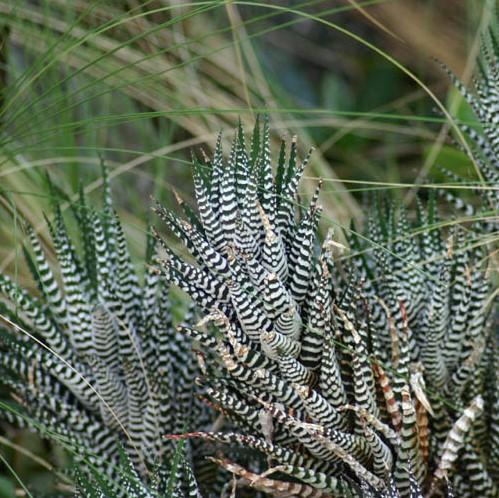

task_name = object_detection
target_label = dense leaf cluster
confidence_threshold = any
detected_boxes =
[0,30,498,498]
[0,175,207,496]
[153,114,496,497]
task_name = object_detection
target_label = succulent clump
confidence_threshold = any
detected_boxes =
[0,30,498,498]
[0,177,207,496]
[154,113,496,497]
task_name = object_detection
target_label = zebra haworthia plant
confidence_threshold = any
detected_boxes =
[0,175,207,496]
[0,28,497,498]
[437,29,499,234]
[154,118,496,497]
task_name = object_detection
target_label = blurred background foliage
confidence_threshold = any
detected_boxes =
[0,0,492,495]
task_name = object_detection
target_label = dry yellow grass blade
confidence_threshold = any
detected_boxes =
[2,1,361,223]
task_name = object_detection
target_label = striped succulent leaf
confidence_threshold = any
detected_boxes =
[438,27,499,233]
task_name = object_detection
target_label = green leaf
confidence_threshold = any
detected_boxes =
[0,477,16,498]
